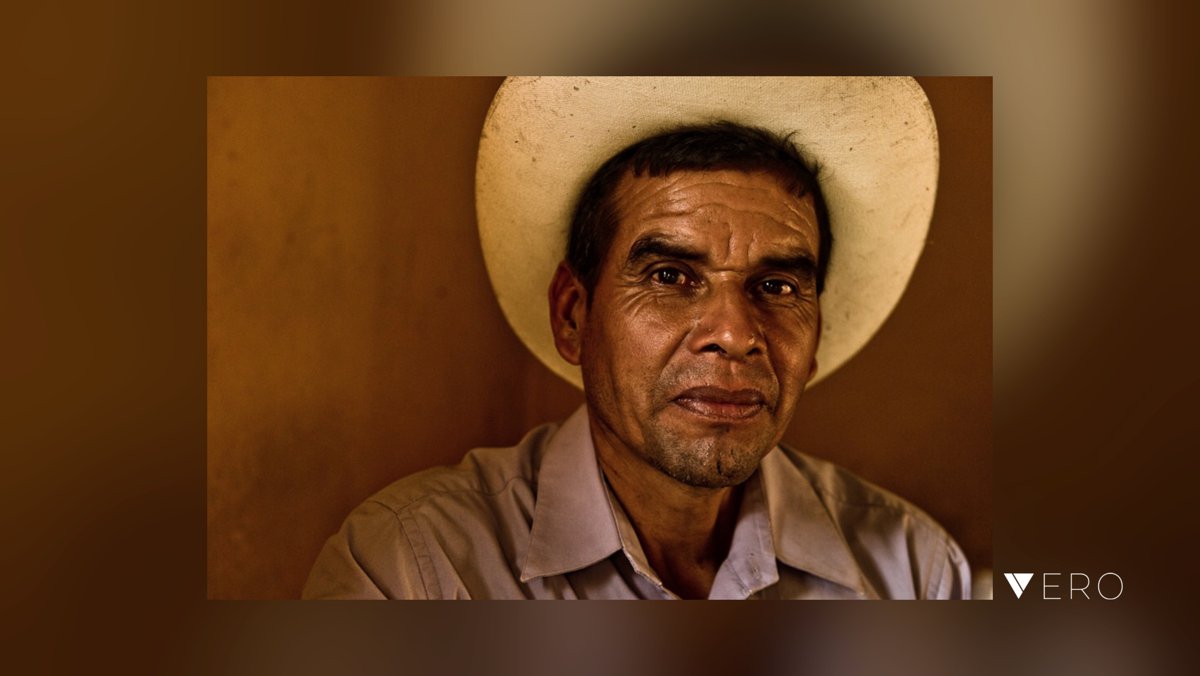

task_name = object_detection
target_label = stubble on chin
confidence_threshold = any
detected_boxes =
[638,419,773,489]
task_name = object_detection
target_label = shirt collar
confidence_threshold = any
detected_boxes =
[760,447,877,598]
[519,406,622,582]
[706,472,781,599]
[520,405,875,598]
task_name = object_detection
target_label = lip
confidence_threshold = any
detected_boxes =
[672,386,767,421]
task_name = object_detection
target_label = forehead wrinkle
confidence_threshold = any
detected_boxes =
[615,169,798,210]
[646,199,809,227]
[646,179,801,216]
[623,227,814,277]
[640,204,818,260]
[610,170,821,268]
[625,176,814,233]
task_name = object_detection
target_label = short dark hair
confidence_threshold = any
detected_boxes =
[566,121,832,297]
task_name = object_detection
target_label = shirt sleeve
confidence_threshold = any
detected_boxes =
[301,499,430,599]
[924,534,972,600]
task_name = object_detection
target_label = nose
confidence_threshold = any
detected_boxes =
[687,282,763,360]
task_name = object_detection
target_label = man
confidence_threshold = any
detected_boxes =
[303,77,971,599]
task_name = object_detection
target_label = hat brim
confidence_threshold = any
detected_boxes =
[476,77,938,389]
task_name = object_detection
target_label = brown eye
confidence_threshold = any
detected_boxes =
[652,268,688,285]
[759,279,796,296]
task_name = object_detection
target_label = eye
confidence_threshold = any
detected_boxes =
[651,267,690,286]
[758,279,796,296]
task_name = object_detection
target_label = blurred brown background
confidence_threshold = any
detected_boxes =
[206,76,991,599]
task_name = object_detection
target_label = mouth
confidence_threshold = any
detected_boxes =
[671,386,767,422]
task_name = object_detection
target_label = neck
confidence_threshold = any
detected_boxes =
[590,418,744,599]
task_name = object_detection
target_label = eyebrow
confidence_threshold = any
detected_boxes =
[624,234,817,278]
[624,235,707,269]
[760,253,817,279]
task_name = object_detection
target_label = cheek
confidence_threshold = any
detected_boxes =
[606,295,694,359]
[763,313,820,376]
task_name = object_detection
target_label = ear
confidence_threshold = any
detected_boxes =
[804,312,822,385]
[548,262,587,366]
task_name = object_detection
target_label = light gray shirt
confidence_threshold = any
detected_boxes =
[303,406,971,599]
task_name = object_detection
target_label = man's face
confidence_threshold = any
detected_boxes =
[577,169,822,488]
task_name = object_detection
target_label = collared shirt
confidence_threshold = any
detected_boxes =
[303,406,971,599]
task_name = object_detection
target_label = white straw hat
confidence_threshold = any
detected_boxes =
[476,77,938,388]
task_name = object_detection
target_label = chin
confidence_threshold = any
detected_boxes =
[662,461,759,489]
[646,431,772,489]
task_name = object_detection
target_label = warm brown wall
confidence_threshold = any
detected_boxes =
[207,77,991,599]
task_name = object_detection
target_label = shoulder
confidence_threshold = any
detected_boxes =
[779,445,936,521]
[367,421,558,514]
[772,445,971,599]
[302,422,559,599]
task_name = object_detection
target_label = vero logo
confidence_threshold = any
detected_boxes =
[1001,571,1124,600]
[1004,573,1034,598]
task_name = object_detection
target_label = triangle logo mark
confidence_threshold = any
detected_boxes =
[1004,573,1034,598]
